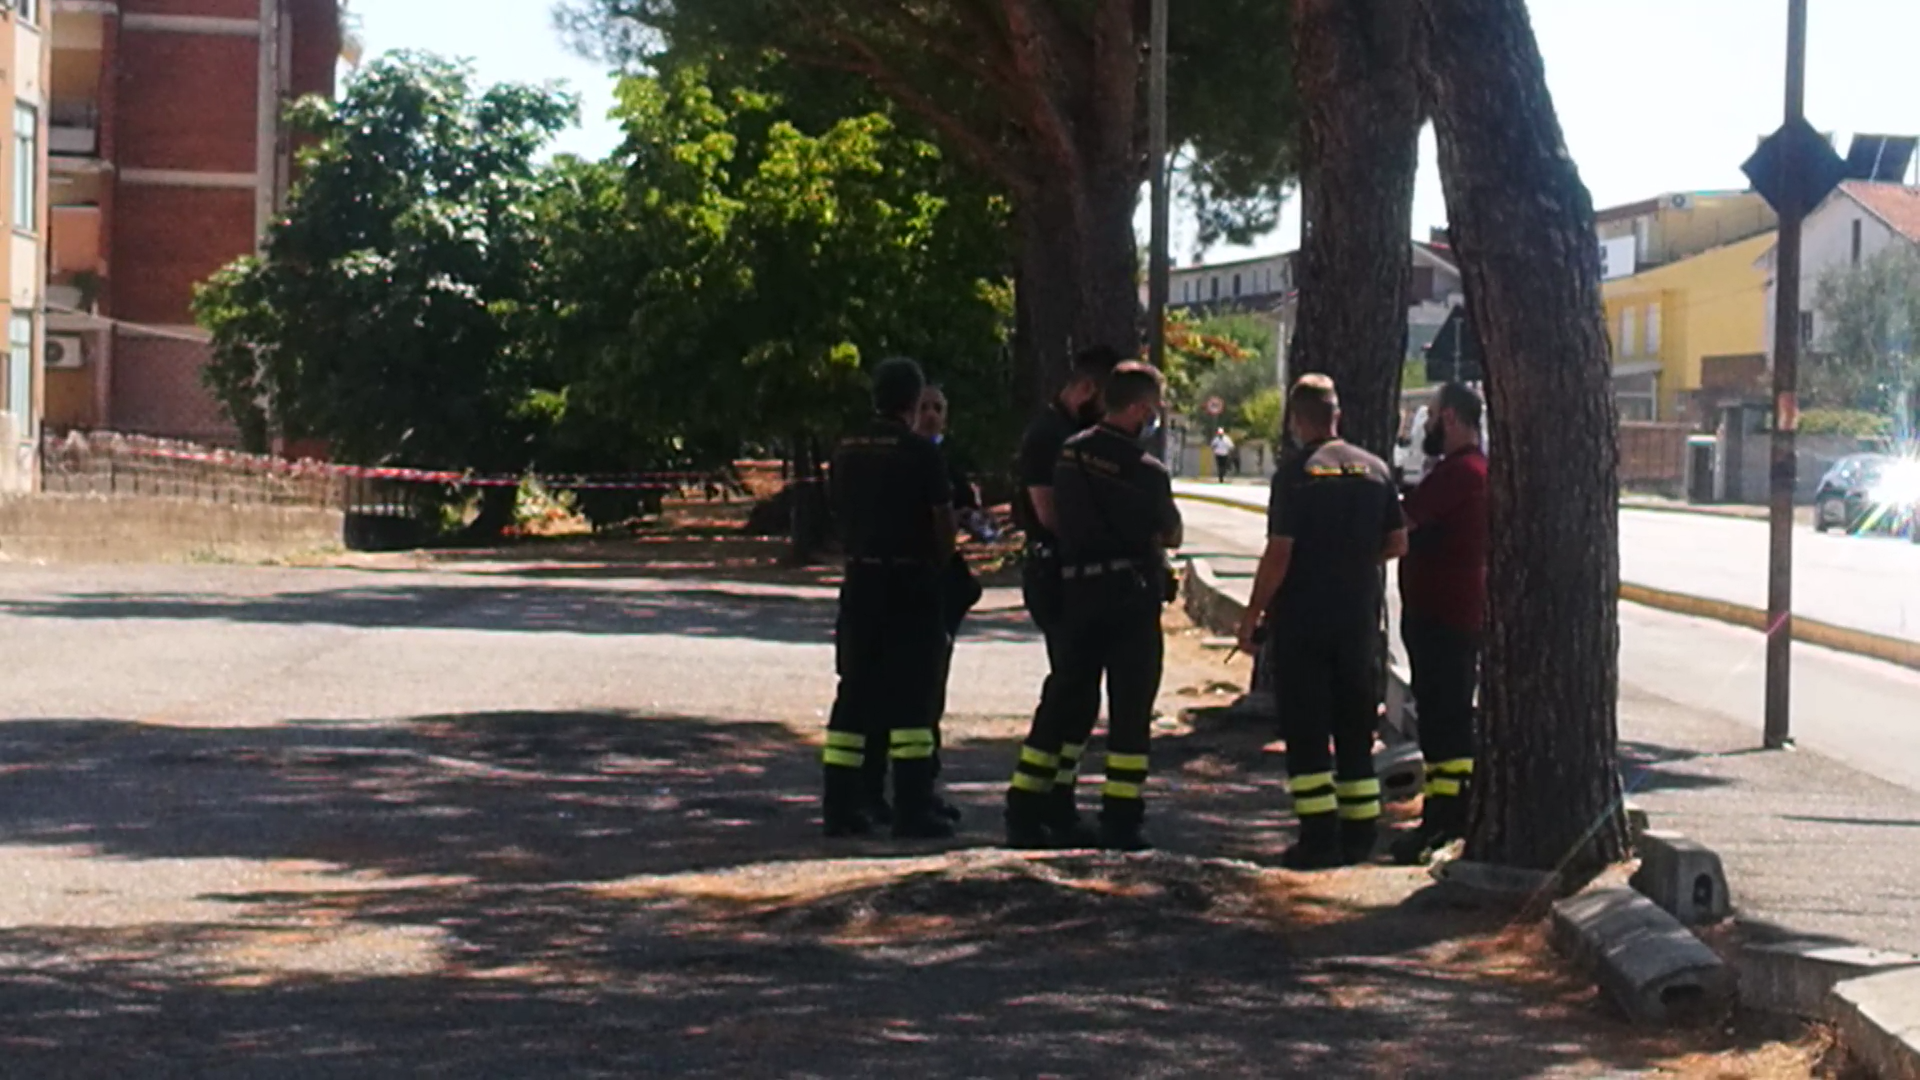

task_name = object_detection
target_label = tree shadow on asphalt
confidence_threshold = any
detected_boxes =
[0,582,1042,646]
[0,709,1814,1076]
[1618,740,1738,795]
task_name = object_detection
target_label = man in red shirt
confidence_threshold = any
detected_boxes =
[1391,382,1489,865]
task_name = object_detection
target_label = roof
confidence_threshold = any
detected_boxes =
[1593,190,1761,224]
[1841,182,1920,244]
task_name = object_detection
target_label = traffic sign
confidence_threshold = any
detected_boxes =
[1743,117,1847,220]
[1205,396,1225,417]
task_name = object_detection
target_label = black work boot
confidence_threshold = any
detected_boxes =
[1340,818,1379,865]
[1280,814,1344,871]
[1005,788,1055,849]
[822,766,874,838]
[891,758,956,840]
[1098,802,1151,853]
[1390,787,1469,866]
[1044,783,1100,848]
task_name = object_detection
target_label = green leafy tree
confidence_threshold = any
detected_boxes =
[530,57,1014,472]
[556,0,1300,403]
[1813,247,1920,424]
[195,53,578,478]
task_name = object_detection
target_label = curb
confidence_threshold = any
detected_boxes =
[1619,583,1920,673]
[1177,493,1920,674]
[1624,826,1920,1074]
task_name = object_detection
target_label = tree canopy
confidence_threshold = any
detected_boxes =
[1813,247,1920,424]
[556,0,1300,398]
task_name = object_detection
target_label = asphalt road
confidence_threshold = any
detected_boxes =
[1176,496,1920,797]
[1176,480,1920,645]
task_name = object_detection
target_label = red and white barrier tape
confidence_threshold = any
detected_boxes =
[78,442,733,491]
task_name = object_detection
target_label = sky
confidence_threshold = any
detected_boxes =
[358,0,1920,261]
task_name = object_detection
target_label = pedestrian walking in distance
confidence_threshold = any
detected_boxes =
[1390,382,1489,865]
[821,357,957,840]
[1006,361,1183,851]
[1007,346,1120,844]
[1211,428,1236,482]
[1239,374,1409,869]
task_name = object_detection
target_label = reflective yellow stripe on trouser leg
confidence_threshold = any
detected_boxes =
[1423,758,1473,799]
[1289,771,1338,818]
[1054,742,1085,791]
[822,729,865,769]
[1010,744,1058,793]
[890,728,937,760]
[1103,752,1149,801]
[1337,777,1382,821]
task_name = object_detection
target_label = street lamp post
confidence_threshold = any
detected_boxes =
[1147,0,1170,373]
[1762,0,1810,750]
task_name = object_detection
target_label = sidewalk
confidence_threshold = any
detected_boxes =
[1177,526,1920,959]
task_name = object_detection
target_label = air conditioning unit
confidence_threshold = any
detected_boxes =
[45,334,85,370]
[1668,193,1694,211]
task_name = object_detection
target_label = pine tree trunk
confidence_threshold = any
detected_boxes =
[1418,0,1628,877]
[1289,0,1421,459]
[1013,175,1143,406]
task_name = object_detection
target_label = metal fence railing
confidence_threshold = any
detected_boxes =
[39,430,347,508]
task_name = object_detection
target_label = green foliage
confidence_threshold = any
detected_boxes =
[1812,248,1920,417]
[1798,408,1893,438]
[532,56,1014,470]
[1237,386,1283,444]
[1162,310,1278,436]
[195,54,578,468]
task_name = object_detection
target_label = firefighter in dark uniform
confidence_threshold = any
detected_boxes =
[822,357,957,840]
[1006,362,1182,851]
[1006,346,1120,842]
[1239,374,1409,869]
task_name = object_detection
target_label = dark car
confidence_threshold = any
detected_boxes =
[1814,453,1920,540]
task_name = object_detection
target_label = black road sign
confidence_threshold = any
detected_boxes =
[1743,117,1848,219]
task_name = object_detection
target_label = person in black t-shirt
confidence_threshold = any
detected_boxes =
[1239,374,1409,870]
[1006,362,1182,851]
[822,357,956,840]
[1006,345,1121,841]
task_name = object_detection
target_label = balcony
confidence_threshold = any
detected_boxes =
[49,100,98,159]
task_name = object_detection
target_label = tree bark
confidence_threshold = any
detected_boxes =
[1013,176,1143,404]
[1288,0,1421,460]
[1417,0,1628,876]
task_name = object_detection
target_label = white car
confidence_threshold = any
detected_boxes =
[1394,404,1487,492]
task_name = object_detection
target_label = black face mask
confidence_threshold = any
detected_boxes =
[1422,422,1447,458]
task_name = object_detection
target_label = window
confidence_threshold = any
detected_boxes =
[12,103,36,232]
[1799,310,1815,349]
[1645,304,1661,354]
[1232,272,1242,297]
[4,1,38,25]
[1210,276,1219,301]
[1620,307,1638,357]
[1852,219,1864,266]
[6,313,29,425]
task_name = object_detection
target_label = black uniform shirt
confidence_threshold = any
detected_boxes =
[832,416,952,561]
[1013,403,1082,546]
[1051,424,1181,566]
[1266,438,1404,630]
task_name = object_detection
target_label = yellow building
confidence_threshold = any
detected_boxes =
[1601,231,1776,423]
[0,0,49,493]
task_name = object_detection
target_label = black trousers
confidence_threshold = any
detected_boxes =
[1271,623,1382,826]
[864,554,980,793]
[825,564,946,813]
[1014,572,1164,825]
[1401,612,1481,770]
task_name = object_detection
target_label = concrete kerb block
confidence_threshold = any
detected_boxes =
[1831,967,1920,1080]
[1375,742,1425,804]
[1736,941,1920,1021]
[1623,800,1650,843]
[1630,830,1730,926]
[1549,886,1736,1026]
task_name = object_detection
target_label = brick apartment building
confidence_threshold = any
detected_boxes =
[1,1,50,493]
[42,0,338,444]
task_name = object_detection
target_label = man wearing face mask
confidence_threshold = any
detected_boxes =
[1006,345,1120,843]
[1390,382,1489,865]
[1006,362,1182,851]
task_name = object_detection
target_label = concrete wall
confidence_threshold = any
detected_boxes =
[1727,434,1872,505]
[0,493,344,561]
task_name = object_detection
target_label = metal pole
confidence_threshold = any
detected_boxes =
[1147,0,1170,371]
[1763,0,1809,750]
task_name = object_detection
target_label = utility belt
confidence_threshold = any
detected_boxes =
[1059,558,1148,580]
[846,555,933,569]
